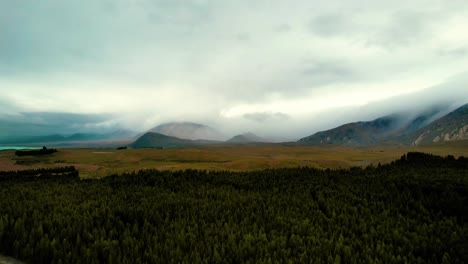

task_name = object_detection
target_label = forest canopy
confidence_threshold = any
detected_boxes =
[0,152,467,263]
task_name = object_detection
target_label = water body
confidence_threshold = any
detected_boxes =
[0,146,39,151]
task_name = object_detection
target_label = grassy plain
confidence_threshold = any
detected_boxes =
[0,142,467,178]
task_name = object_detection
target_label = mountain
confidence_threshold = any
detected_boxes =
[67,133,106,141]
[130,132,221,149]
[106,129,137,140]
[148,122,225,141]
[298,115,405,146]
[226,133,268,143]
[0,134,67,144]
[130,132,194,149]
[407,103,468,145]
[0,130,137,144]
[297,107,451,146]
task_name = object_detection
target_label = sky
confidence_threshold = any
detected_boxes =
[1,0,468,140]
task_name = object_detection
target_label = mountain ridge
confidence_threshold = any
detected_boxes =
[406,103,468,145]
[298,103,467,146]
[0,130,136,144]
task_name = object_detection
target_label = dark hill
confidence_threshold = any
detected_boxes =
[298,115,404,146]
[130,132,221,149]
[226,133,267,143]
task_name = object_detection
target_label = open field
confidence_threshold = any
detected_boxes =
[1,142,467,178]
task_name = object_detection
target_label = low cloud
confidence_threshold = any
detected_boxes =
[274,24,292,33]
[308,8,447,50]
[1,1,467,141]
[309,14,349,37]
[0,112,117,138]
[301,61,357,85]
[438,47,468,58]
[243,112,290,122]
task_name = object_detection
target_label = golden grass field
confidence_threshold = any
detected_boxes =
[1,142,467,179]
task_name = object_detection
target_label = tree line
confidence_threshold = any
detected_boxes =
[15,147,58,157]
[0,166,78,182]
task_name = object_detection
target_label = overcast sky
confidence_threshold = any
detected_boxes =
[1,0,468,140]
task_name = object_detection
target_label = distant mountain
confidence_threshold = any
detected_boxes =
[0,130,137,144]
[226,133,268,143]
[148,122,225,141]
[106,129,137,140]
[298,105,457,146]
[130,132,194,149]
[406,103,468,145]
[0,134,68,144]
[130,132,220,149]
[67,133,106,141]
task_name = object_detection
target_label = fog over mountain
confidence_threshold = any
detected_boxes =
[298,103,468,146]
[148,122,226,141]
[1,1,467,142]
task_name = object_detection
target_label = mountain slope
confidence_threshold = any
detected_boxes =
[298,115,404,146]
[407,103,468,145]
[149,122,225,141]
[130,132,194,149]
[226,133,268,143]
[299,103,467,146]
[130,132,221,149]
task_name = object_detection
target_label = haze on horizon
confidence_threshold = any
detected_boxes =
[1,0,468,141]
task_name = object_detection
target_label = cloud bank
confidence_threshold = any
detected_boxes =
[1,0,467,140]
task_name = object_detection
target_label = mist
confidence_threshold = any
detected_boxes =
[1,74,466,142]
[1,1,467,142]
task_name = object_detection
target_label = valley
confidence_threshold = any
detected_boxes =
[3,2,468,262]
[1,142,466,179]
